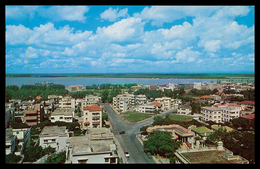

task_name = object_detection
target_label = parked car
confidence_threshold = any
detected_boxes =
[125,151,130,158]
[119,131,125,134]
[146,152,152,159]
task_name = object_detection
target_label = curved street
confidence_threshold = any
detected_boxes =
[103,104,175,163]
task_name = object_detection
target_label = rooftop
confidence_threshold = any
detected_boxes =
[83,104,102,111]
[201,106,220,111]
[149,102,162,107]
[51,108,74,116]
[241,101,255,105]
[39,126,67,137]
[190,125,214,136]
[240,114,255,120]
[211,125,234,132]
[179,150,244,164]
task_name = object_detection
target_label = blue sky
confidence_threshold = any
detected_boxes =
[6,6,255,74]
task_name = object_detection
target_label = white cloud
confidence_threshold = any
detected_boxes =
[199,40,221,52]
[173,46,201,63]
[6,22,93,46]
[100,7,129,21]
[134,6,221,26]
[96,17,145,42]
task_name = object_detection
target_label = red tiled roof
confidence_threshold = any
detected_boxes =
[240,114,255,120]
[241,101,255,105]
[201,95,212,98]
[83,104,102,111]
[150,102,162,107]
[214,103,241,107]
[35,96,41,100]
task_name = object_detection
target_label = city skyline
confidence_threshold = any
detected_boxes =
[6,6,255,74]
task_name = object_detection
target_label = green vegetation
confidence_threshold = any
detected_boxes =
[45,151,66,164]
[206,128,255,163]
[121,111,154,122]
[5,84,68,102]
[5,153,22,164]
[23,141,56,162]
[143,130,181,157]
[168,114,193,122]
[152,114,204,127]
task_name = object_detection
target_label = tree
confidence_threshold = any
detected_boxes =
[6,153,22,164]
[101,90,109,103]
[45,151,66,164]
[143,130,181,157]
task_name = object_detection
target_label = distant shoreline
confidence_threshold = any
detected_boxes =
[5,73,255,80]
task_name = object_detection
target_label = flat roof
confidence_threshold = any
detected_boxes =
[180,150,243,164]
[39,126,67,136]
[51,108,74,116]
[201,107,220,111]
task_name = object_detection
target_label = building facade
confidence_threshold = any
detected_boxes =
[49,108,75,123]
[23,104,44,127]
[82,104,102,129]
[39,126,72,151]
[201,107,222,123]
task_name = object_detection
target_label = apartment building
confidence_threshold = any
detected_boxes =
[49,108,75,123]
[39,126,72,151]
[177,103,192,115]
[59,97,75,109]
[219,106,240,122]
[113,93,135,112]
[6,129,17,154]
[135,104,156,113]
[82,104,102,129]
[23,104,44,127]
[135,94,147,105]
[201,107,222,123]
[154,97,181,110]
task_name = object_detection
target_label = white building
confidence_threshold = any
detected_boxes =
[135,104,156,113]
[219,106,241,122]
[65,128,118,164]
[113,93,135,112]
[201,107,222,123]
[59,97,75,109]
[39,126,72,151]
[82,104,102,129]
[6,129,17,155]
[177,104,192,115]
[49,108,75,123]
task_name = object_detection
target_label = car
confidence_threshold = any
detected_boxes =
[119,131,125,134]
[125,151,130,158]
[146,152,152,159]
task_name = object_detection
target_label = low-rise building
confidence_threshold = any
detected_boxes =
[190,125,214,140]
[82,104,102,129]
[65,128,118,164]
[177,103,192,115]
[135,104,156,113]
[68,85,84,91]
[149,102,162,113]
[201,107,222,123]
[6,129,17,154]
[174,141,249,164]
[113,93,135,112]
[23,104,44,127]
[146,124,195,144]
[39,126,72,151]
[59,97,75,109]
[49,108,75,123]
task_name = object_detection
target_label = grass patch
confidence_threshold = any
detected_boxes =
[121,111,154,122]
[168,114,193,122]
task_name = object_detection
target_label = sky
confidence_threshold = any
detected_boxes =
[5,6,255,74]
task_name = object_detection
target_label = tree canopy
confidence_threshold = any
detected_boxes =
[143,130,181,157]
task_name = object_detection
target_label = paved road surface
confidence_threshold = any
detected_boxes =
[103,104,175,163]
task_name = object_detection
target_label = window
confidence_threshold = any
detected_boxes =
[52,139,56,142]
[44,140,48,143]
[78,159,88,164]
[59,116,63,119]
[85,112,88,115]
[105,158,109,162]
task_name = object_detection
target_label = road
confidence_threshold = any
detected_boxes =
[103,104,175,163]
